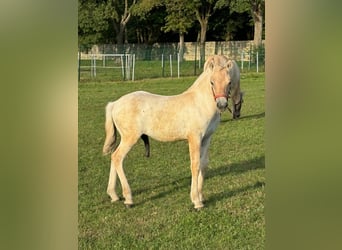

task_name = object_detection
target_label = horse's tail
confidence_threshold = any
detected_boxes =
[103,102,117,155]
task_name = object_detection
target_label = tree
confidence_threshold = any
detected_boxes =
[130,6,167,44]
[162,0,195,61]
[78,0,264,50]
[78,1,109,49]
[78,0,138,50]
[249,0,264,47]
[228,0,264,47]
[193,0,228,65]
[104,0,137,50]
[209,6,253,41]
[131,0,165,44]
[193,0,214,65]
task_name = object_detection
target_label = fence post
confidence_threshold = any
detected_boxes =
[132,54,135,81]
[170,54,172,77]
[123,52,126,81]
[93,55,96,77]
[78,51,80,81]
[256,51,259,73]
[162,54,165,77]
[241,51,244,71]
[90,55,93,78]
[194,43,197,75]
[120,55,124,79]
[177,53,180,78]
[126,54,130,80]
[90,54,94,78]
[249,45,251,71]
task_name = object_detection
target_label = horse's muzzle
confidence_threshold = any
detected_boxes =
[216,98,228,111]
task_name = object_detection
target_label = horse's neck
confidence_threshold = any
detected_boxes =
[186,71,211,94]
[184,72,218,115]
[231,85,241,104]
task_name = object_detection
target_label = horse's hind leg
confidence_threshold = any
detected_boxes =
[107,160,119,202]
[110,138,137,206]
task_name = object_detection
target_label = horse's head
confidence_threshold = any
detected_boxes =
[205,56,236,112]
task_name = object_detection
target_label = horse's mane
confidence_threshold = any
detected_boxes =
[187,55,230,92]
[186,70,209,91]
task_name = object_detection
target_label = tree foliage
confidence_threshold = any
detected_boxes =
[78,0,265,48]
[229,0,265,46]
[78,1,110,48]
[162,0,195,34]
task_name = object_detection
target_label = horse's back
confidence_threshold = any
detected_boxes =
[115,91,164,104]
[111,90,156,122]
[229,60,240,86]
[111,91,175,139]
[113,91,169,116]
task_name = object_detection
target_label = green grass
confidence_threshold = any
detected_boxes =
[79,73,265,249]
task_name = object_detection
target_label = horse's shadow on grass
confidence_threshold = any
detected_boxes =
[204,155,265,208]
[220,111,265,123]
[134,155,265,207]
[133,176,190,206]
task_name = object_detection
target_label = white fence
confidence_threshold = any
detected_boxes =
[78,44,264,81]
[78,53,136,80]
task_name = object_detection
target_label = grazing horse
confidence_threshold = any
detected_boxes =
[225,61,243,119]
[103,55,243,209]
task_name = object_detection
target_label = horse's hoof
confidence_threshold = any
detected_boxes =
[195,206,204,211]
[194,203,204,211]
[125,204,133,209]
[110,197,120,203]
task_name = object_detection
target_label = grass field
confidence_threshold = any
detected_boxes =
[78,73,265,249]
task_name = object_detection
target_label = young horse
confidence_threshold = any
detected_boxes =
[103,55,242,209]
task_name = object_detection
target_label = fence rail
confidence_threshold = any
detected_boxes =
[78,42,265,82]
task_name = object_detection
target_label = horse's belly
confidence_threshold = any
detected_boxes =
[144,123,187,142]
[144,112,220,142]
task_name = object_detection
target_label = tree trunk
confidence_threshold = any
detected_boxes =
[116,23,125,53]
[252,2,263,48]
[112,0,135,52]
[195,5,210,68]
[179,32,185,62]
[196,15,208,68]
[200,20,208,68]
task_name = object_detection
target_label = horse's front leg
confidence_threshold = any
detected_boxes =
[198,136,211,203]
[188,135,203,209]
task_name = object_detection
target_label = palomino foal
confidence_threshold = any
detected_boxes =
[103,55,242,209]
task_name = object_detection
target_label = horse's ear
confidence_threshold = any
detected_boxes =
[204,56,215,71]
[226,60,235,69]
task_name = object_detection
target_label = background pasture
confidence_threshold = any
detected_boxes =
[79,73,265,249]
